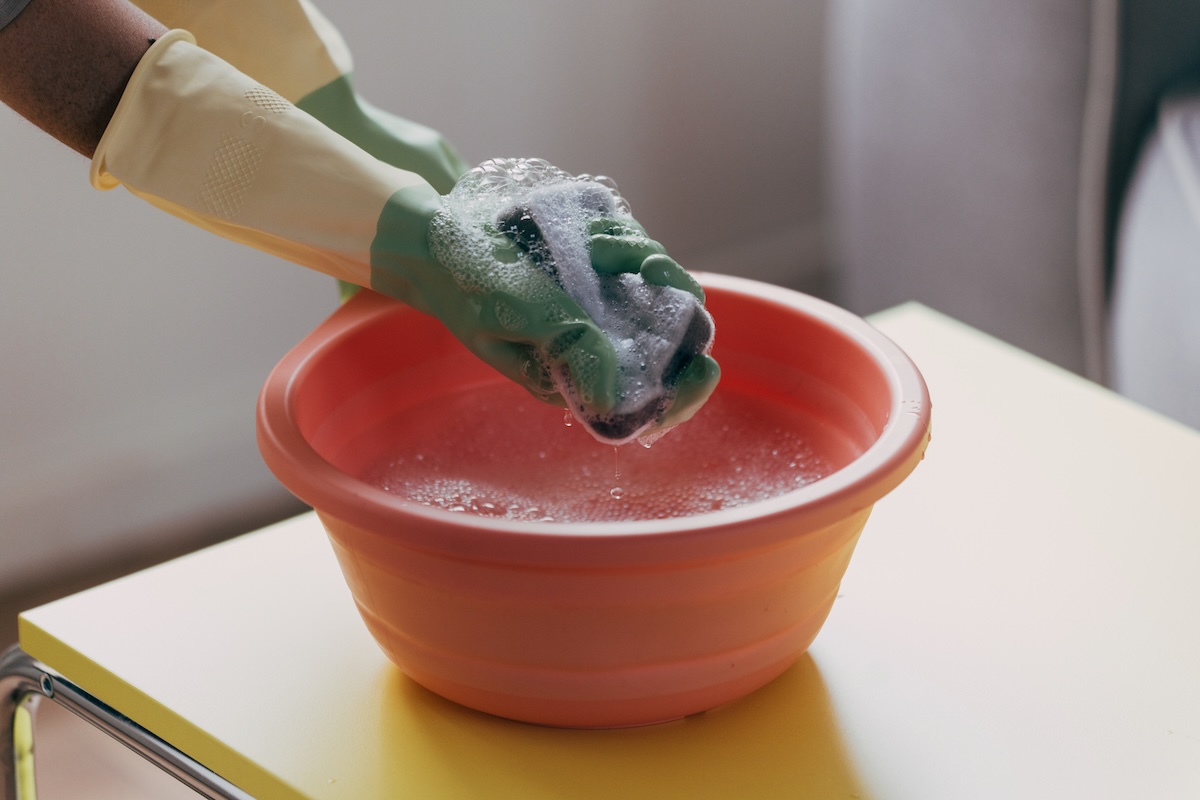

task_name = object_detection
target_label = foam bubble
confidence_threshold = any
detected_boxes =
[359,382,837,524]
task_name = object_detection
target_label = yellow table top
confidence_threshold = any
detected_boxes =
[20,304,1200,799]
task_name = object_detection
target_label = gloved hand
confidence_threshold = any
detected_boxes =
[126,0,469,192]
[428,158,720,441]
[93,32,718,443]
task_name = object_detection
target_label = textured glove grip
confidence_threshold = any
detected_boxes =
[90,31,426,288]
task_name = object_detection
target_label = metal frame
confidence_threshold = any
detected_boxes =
[1,645,252,799]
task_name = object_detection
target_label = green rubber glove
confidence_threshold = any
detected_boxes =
[92,33,719,443]
[425,159,719,442]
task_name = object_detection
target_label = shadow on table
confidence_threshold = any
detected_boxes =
[371,654,868,799]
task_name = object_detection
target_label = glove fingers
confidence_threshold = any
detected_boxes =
[655,354,721,430]
[586,217,705,302]
[587,217,648,237]
[471,337,565,406]
[639,254,705,303]
[542,322,620,413]
[589,233,665,274]
[478,290,619,414]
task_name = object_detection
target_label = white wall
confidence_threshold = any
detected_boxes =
[0,0,828,590]
[825,0,1094,374]
[338,0,829,285]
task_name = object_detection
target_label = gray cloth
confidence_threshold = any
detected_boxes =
[826,0,1200,382]
[826,0,1095,375]
[1107,2,1200,297]
[0,0,34,31]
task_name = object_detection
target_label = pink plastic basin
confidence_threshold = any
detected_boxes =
[257,272,931,728]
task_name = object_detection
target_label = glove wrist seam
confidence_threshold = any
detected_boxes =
[90,28,196,191]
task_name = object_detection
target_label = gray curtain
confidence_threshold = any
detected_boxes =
[827,0,1200,387]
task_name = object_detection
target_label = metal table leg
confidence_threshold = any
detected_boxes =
[2,645,252,800]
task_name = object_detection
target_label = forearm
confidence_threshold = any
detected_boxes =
[0,0,165,157]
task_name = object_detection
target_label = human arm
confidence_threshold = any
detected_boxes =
[0,0,165,157]
[1,9,718,441]
[89,32,715,442]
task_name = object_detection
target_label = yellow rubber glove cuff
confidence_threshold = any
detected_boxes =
[125,0,468,193]
[91,31,424,288]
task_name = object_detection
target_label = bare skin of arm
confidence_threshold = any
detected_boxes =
[0,0,166,157]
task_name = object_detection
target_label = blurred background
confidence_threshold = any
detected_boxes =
[2,0,1199,633]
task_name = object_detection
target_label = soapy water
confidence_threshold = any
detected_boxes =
[429,158,715,445]
[359,380,841,524]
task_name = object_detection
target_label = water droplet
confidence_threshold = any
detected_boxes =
[563,410,574,427]
[637,428,670,448]
[610,487,625,500]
